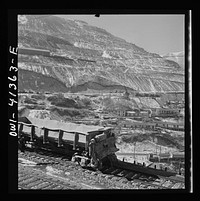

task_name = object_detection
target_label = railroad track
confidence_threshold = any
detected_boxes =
[99,165,184,189]
[18,149,185,189]
[18,164,82,190]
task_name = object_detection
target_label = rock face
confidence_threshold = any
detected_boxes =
[18,15,185,93]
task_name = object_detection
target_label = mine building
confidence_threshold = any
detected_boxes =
[153,108,181,117]
[115,110,127,117]
[149,152,184,162]
[170,152,185,165]
[120,119,184,131]
[139,110,149,118]
[126,111,138,117]
[122,120,156,130]
[154,121,184,131]
[107,106,130,117]
[148,153,171,163]
[126,109,150,119]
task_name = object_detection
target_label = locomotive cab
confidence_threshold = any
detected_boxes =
[87,129,119,168]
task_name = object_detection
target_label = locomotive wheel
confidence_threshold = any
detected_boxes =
[80,158,87,167]
[97,159,103,170]
[71,153,80,164]
[71,156,76,163]
[101,156,112,167]
[18,137,26,152]
[107,154,118,166]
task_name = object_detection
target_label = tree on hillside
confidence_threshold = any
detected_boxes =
[102,97,114,108]
[81,97,91,107]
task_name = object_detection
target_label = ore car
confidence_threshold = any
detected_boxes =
[18,117,119,169]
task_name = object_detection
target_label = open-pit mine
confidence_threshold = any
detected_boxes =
[17,15,185,190]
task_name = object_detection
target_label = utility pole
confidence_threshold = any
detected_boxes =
[134,141,136,161]
[156,144,157,155]
[155,136,158,155]
[159,145,161,162]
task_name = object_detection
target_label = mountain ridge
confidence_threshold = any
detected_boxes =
[18,15,184,93]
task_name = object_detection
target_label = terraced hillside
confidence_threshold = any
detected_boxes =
[18,15,185,93]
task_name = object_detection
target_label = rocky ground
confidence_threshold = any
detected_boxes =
[18,163,83,190]
[18,150,184,190]
[116,132,183,154]
[116,141,179,155]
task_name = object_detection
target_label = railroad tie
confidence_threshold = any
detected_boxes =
[131,173,141,180]
[103,167,116,174]
[99,166,109,172]
[31,181,51,189]
[117,170,129,177]
[124,172,136,180]
[110,168,123,175]
[18,177,39,186]
[42,183,59,190]
[25,180,43,188]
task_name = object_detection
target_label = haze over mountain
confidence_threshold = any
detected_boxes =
[18,15,185,93]
[162,51,184,69]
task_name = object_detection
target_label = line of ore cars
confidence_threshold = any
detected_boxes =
[18,117,119,169]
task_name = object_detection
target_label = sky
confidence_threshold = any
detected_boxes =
[59,14,184,56]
